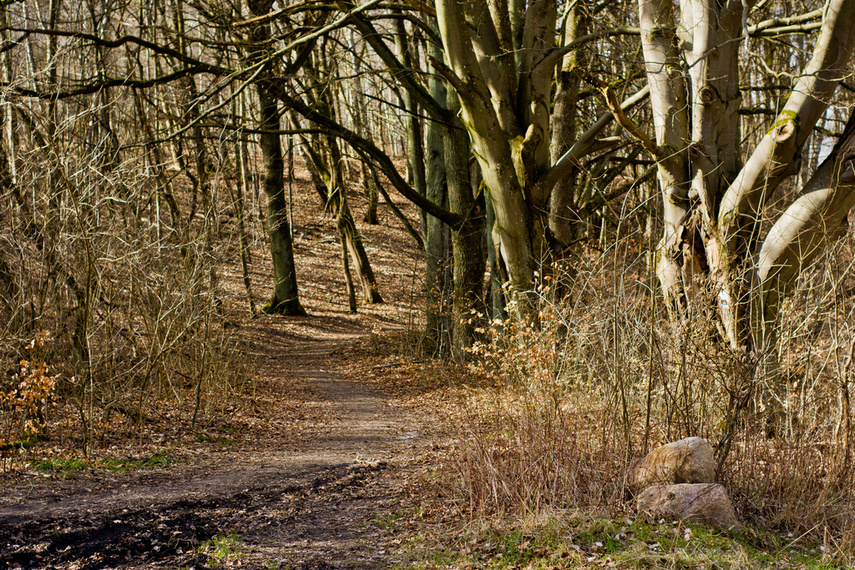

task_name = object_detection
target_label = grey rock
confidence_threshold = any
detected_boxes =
[628,437,715,494]
[637,483,739,528]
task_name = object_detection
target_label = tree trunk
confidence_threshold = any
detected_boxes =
[395,17,427,236]
[236,91,258,317]
[753,110,855,349]
[337,218,358,313]
[549,2,586,248]
[246,1,306,316]
[633,0,855,437]
[435,0,556,320]
[422,23,452,354]
[327,136,383,305]
[637,0,692,318]
[446,93,485,357]
[257,84,306,316]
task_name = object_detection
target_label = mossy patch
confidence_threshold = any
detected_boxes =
[29,450,175,472]
[392,514,849,569]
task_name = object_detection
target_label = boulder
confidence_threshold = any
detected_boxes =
[637,483,739,528]
[628,437,715,494]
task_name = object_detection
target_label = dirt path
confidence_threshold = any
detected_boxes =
[0,315,432,569]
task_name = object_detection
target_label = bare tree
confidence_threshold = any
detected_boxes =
[243,0,307,315]
[634,0,855,355]
[432,0,644,318]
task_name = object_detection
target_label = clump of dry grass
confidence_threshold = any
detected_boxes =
[451,238,855,546]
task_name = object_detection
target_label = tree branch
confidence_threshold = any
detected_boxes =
[580,70,660,157]
[270,83,465,229]
[4,67,218,100]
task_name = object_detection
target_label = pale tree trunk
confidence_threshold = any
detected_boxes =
[633,0,855,439]
[718,0,855,349]
[0,5,18,193]
[0,5,20,320]
[434,0,555,318]
[754,111,855,349]
[637,0,692,316]
[680,0,744,344]
[434,0,636,319]
[636,0,855,355]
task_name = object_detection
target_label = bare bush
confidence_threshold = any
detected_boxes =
[456,232,855,539]
[1,98,248,459]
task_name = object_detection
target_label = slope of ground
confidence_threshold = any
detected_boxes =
[0,167,842,570]
[0,172,454,569]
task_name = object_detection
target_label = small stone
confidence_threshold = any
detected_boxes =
[636,483,739,528]
[628,437,715,494]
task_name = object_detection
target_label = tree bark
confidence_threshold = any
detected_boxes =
[434,0,554,319]
[256,83,306,316]
[636,0,855,354]
[753,110,855,349]
[446,92,485,358]
[245,0,306,316]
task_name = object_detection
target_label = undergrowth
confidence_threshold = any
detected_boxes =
[1,332,58,456]
[433,237,855,562]
[394,512,849,568]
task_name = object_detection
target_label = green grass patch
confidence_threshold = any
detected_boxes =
[394,514,852,569]
[200,534,244,567]
[29,450,175,472]
[376,510,405,531]
[0,433,47,451]
[29,457,91,472]
[195,434,236,446]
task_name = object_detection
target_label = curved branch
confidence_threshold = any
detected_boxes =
[536,85,650,196]
[4,66,219,100]
[719,0,855,237]
[747,8,822,34]
[4,28,232,75]
[753,110,855,345]
[269,83,464,229]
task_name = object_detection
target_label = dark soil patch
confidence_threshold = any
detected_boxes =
[1,461,396,569]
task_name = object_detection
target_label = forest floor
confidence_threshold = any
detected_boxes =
[0,170,843,570]
[0,176,467,569]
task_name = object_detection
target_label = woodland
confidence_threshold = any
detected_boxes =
[3,0,855,567]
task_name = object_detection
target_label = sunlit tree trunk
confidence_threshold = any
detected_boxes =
[636,0,855,354]
[433,0,633,319]
[434,0,555,318]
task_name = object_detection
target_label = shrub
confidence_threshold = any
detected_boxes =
[1,332,57,453]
